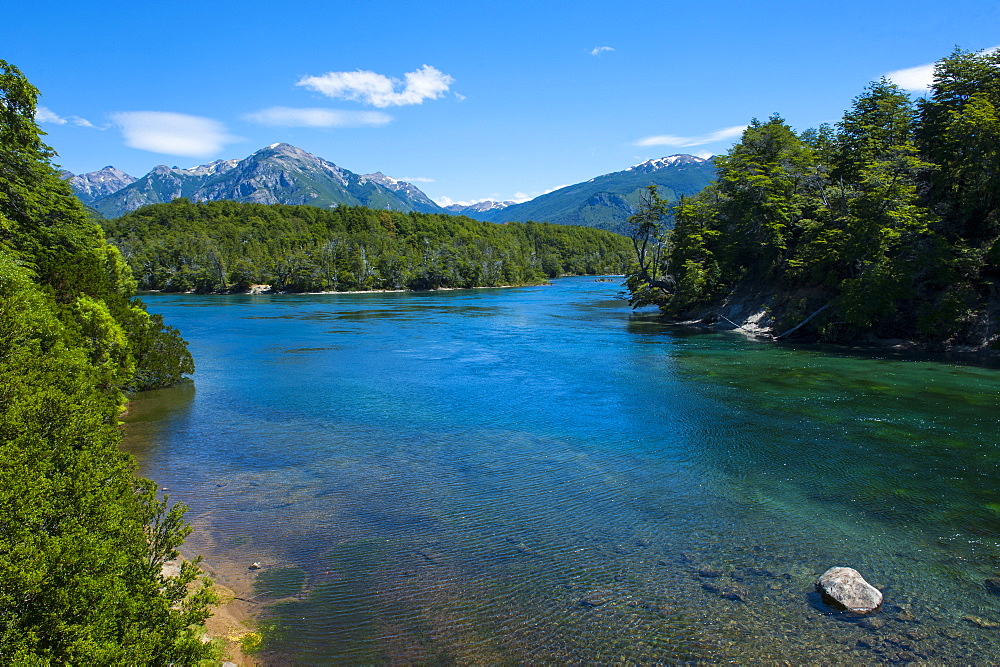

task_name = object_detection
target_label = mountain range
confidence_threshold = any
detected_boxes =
[475,155,714,233]
[64,144,715,231]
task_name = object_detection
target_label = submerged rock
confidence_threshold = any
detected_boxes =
[579,589,614,607]
[815,566,883,613]
[702,582,749,602]
[964,615,1000,629]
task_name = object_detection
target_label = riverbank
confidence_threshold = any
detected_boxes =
[135,274,626,298]
[670,314,1000,366]
[136,280,552,297]
[661,286,1000,361]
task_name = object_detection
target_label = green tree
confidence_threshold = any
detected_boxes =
[0,60,212,662]
[623,185,673,305]
[918,48,1000,243]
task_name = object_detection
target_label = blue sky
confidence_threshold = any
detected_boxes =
[5,0,999,205]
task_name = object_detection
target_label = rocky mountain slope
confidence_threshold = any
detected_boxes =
[61,166,137,203]
[444,199,516,216]
[74,144,444,218]
[65,147,715,233]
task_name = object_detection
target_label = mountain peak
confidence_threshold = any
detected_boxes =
[255,142,311,158]
[63,165,139,203]
[626,154,708,173]
[444,200,516,215]
[74,144,442,218]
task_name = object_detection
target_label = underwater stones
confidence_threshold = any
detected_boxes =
[857,616,885,631]
[579,589,615,607]
[732,566,775,580]
[963,615,1000,629]
[816,566,883,613]
[702,581,749,602]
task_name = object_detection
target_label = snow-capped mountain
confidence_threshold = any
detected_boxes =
[472,154,716,233]
[443,200,516,216]
[64,149,715,233]
[66,144,446,218]
[63,166,137,203]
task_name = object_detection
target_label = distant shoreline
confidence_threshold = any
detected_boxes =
[135,274,626,297]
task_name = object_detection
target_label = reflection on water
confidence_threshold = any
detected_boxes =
[123,279,1000,662]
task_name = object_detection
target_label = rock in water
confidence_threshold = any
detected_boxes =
[815,566,883,613]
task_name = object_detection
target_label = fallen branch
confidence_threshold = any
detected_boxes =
[717,314,757,333]
[775,304,831,339]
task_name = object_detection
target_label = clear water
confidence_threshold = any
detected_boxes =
[123,277,1000,663]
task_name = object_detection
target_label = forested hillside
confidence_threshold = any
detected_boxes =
[102,200,633,293]
[483,155,715,234]
[628,49,1000,348]
[0,61,214,661]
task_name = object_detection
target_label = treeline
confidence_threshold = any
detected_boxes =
[102,200,634,293]
[629,49,1000,346]
[0,61,214,661]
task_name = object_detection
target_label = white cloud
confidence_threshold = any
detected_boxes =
[35,106,95,127]
[111,111,241,157]
[35,106,65,124]
[434,184,568,208]
[590,46,615,56]
[297,65,455,108]
[434,195,504,207]
[885,62,937,92]
[512,184,569,203]
[400,176,434,183]
[634,125,747,147]
[694,150,714,159]
[886,45,1000,91]
[244,106,393,127]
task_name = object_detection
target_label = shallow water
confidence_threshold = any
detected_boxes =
[123,277,1000,663]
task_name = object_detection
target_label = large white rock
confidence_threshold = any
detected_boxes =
[815,566,883,613]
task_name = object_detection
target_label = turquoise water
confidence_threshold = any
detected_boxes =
[123,277,1000,663]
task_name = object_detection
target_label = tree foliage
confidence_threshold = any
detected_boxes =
[101,199,633,293]
[0,60,210,662]
[628,50,1000,345]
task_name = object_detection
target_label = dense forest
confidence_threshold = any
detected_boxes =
[0,61,215,661]
[627,49,1000,348]
[101,200,634,293]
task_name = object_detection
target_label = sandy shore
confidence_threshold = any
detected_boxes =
[160,552,260,665]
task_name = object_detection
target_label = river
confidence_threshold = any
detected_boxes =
[123,276,1000,662]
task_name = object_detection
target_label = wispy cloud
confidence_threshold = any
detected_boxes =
[111,111,241,157]
[634,125,746,148]
[884,62,937,92]
[400,176,434,183]
[244,106,393,127]
[297,65,455,108]
[511,184,568,203]
[886,45,1000,91]
[35,106,96,128]
[590,46,615,56]
[434,184,568,208]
